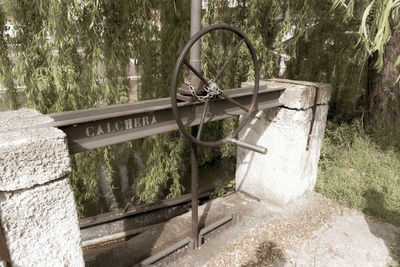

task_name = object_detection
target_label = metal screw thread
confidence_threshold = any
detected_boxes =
[191,127,199,249]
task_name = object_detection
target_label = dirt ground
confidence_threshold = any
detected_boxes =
[169,191,400,267]
[85,190,400,267]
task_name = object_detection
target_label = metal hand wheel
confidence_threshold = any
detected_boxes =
[171,24,267,154]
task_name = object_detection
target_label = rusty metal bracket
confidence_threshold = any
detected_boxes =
[198,215,233,245]
[306,86,320,151]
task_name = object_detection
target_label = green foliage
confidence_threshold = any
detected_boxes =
[0,6,18,110]
[284,1,368,122]
[202,0,373,123]
[135,132,187,203]
[131,1,190,205]
[3,0,396,219]
[0,0,141,110]
[243,0,284,78]
[70,150,102,216]
[332,0,400,77]
[3,1,320,215]
[197,0,289,163]
[210,179,236,199]
[203,0,285,79]
[0,0,169,216]
[316,120,400,226]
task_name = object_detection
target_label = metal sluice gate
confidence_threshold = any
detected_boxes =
[25,7,286,263]
[29,21,285,265]
[47,84,284,154]
[0,1,288,265]
[46,82,284,263]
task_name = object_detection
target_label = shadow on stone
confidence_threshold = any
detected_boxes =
[241,241,286,267]
[199,202,212,229]
[363,189,400,263]
[236,108,276,194]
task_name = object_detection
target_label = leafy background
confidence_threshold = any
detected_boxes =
[1,0,399,221]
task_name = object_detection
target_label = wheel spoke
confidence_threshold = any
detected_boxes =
[219,91,249,113]
[197,99,209,139]
[214,39,244,83]
[183,59,209,86]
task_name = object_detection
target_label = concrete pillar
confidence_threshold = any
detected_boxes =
[236,79,331,205]
[0,109,84,266]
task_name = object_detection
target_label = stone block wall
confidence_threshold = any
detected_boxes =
[0,109,84,266]
[236,79,331,205]
[0,78,331,264]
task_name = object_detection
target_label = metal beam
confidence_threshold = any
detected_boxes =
[79,189,214,229]
[49,85,284,154]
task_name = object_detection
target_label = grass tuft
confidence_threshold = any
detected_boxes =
[316,120,400,226]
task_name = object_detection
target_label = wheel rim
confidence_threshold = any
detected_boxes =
[171,24,260,147]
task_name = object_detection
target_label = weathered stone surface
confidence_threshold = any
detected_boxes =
[237,79,331,204]
[285,210,397,267]
[242,79,332,110]
[0,108,52,132]
[0,110,70,191]
[0,178,84,267]
[271,78,331,109]
[170,192,398,267]
[0,108,83,266]
[236,104,329,204]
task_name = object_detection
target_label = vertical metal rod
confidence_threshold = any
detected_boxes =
[190,0,201,249]
[196,99,209,139]
[190,127,199,249]
[190,0,202,90]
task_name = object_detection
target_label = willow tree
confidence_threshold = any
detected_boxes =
[133,1,190,204]
[3,0,395,216]
[248,0,400,131]
[0,0,329,217]
[0,0,191,216]
[203,0,369,123]
[0,0,287,216]
[331,0,400,131]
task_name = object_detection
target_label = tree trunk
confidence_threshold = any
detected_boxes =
[365,16,400,132]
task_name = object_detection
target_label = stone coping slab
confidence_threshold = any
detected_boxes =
[242,79,332,110]
[0,109,70,191]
